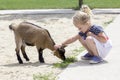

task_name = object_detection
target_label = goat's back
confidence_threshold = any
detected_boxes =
[15,22,50,46]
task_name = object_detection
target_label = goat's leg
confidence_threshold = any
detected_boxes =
[38,48,44,63]
[21,45,29,61]
[15,36,23,64]
[15,49,23,64]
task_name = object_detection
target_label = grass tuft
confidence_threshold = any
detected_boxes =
[53,56,77,68]
[53,46,85,68]
[33,73,56,80]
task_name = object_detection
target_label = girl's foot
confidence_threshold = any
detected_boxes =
[89,56,103,64]
[81,53,93,60]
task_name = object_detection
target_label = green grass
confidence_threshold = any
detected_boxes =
[0,0,78,10]
[84,0,120,9]
[33,73,56,80]
[0,0,120,10]
[103,18,114,27]
[73,46,85,56]
[53,57,77,68]
[53,46,85,68]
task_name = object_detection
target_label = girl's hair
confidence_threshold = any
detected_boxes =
[81,5,93,16]
[73,11,90,24]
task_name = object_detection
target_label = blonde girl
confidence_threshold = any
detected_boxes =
[54,11,112,64]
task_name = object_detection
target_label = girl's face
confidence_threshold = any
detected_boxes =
[73,21,89,33]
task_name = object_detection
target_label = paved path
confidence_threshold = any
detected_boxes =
[92,8,120,14]
[57,15,120,80]
[0,9,120,15]
[0,9,75,15]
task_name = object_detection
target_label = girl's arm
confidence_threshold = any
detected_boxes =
[62,34,80,46]
[54,34,80,49]
[87,32,108,43]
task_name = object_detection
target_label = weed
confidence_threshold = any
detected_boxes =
[53,56,77,68]
[33,73,56,80]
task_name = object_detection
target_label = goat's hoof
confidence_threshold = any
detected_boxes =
[19,61,23,64]
[40,61,45,63]
[26,59,30,61]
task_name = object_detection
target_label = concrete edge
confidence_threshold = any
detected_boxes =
[0,9,120,15]
[92,8,120,14]
[0,9,75,15]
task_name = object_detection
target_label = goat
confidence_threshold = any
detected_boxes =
[9,22,66,64]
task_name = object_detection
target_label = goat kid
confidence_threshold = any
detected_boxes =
[9,22,66,64]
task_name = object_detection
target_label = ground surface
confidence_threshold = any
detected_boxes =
[0,13,118,80]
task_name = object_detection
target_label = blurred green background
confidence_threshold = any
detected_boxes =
[0,0,119,10]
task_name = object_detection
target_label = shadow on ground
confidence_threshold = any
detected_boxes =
[1,61,52,67]
[68,60,108,67]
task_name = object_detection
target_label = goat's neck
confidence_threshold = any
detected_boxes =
[46,39,55,51]
[46,43,55,51]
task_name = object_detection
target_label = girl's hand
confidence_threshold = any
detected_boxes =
[54,44,62,50]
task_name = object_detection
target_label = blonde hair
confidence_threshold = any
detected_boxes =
[81,5,93,16]
[73,11,90,24]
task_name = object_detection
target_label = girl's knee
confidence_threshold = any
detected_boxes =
[86,36,93,42]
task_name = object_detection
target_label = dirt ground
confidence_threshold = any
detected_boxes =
[0,13,118,80]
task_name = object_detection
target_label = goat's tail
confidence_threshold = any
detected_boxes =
[9,23,17,31]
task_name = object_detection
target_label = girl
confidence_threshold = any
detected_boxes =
[54,11,112,64]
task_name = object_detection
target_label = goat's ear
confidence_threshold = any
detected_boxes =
[58,45,66,52]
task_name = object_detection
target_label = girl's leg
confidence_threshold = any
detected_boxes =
[85,36,99,56]
[79,36,103,63]
[79,36,93,55]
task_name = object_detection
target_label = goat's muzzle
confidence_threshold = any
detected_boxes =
[53,47,66,61]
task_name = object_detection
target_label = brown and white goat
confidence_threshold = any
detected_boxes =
[9,22,66,64]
